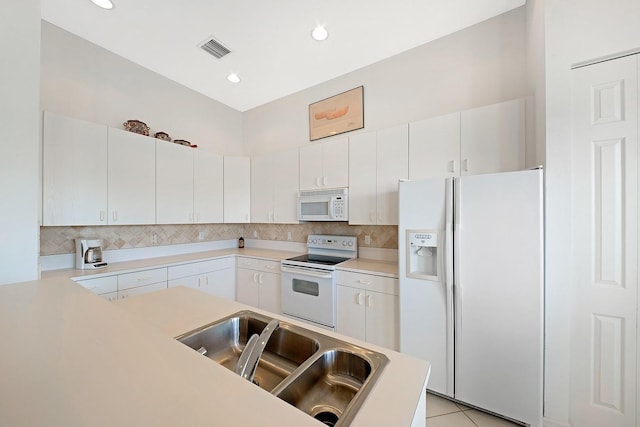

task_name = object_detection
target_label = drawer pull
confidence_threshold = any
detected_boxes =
[358,279,372,285]
[137,277,152,282]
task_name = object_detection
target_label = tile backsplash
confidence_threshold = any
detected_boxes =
[40,223,398,256]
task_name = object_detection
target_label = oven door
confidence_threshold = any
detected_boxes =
[280,264,335,328]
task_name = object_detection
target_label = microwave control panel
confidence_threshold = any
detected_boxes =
[332,196,345,218]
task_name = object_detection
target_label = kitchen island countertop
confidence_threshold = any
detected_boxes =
[0,278,428,426]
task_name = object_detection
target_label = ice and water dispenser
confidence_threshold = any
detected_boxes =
[406,230,439,281]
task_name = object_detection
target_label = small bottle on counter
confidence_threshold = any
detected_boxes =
[238,237,244,248]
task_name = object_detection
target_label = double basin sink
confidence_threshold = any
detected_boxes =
[176,311,388,427]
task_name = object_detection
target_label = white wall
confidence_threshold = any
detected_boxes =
[243,7,529,157]
[544,0,640,426]
[40,22,244,156]
[0,0,41,284]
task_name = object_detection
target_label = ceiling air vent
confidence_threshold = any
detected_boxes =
[200,37,231,59]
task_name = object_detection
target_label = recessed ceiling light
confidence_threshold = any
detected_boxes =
[226,73,241,83]
[90,0,114,9]
[311,25,328,41]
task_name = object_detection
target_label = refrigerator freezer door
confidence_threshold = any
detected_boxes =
[454,169,543,426]
[398,178,454,397]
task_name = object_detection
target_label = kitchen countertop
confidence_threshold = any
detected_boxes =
[336,258,399,277]
[0,278,429,426]
[42,247,304,280]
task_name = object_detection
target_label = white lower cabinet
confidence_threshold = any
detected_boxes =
[74,267,168,301]
[236,257,281,314]
[167,258,235,300]
[117,268,168,300]
[336,270,399,351]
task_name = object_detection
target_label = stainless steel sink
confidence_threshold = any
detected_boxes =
[177,311,319,392]
[176,311,388,426]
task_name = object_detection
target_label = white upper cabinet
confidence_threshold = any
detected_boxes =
[299,137,349,190]
[224,156,251,223]
[107,128,156,225]
[194,150,223,223]
[156,140,194,224]
[409,98,526,179]
[349,124,408,225]
[409,112,461,180]
[42,111,108,226]
[348,131,377,225]
[250,153,274,223]
[460,98,525,176]
[252,148,299,224]
[375,125,408,225]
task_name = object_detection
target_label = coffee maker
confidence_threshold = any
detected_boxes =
[75,238,108,269]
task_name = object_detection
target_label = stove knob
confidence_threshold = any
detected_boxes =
[348,241,354,247]
[342,241,348,247]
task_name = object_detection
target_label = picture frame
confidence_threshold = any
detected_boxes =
[309,86,364,141]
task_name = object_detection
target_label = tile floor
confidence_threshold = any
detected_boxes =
[426,393,523,427]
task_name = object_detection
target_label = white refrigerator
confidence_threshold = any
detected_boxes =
[398,169,543,426]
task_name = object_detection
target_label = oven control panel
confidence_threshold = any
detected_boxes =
[307,235,357,250]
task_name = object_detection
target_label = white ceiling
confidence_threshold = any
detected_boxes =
[41,0,525,112]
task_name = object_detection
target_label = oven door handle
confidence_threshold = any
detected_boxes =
[281,266,333,279]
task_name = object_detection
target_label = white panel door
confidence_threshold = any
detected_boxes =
[376,124,408,225]
[42,112,108,225]
[348,131,377,225]
[223,156,251,223]
[365,290,398,351]
[460,98,525,175]
[272,147,299,224]
[409,112,460,179]
[299,143,323,190]
[156,140,194,224]
[257,272,281,314]
[107,128,156,225]
[236,268,259,307]
[336,285,366,342]
[570,54,638,427]
[455,170,543,426]
[322,137,349,188]
[251,153,274,223]
[206,267,235,300]
[194,150,223,223]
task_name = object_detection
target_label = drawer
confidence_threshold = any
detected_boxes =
[168,257,234,280]
[237,257,280,274]
[75,275,117,295]
[118,268,167,291]
[118,281,167,300]
[336,270,399,295]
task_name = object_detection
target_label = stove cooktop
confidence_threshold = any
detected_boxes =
[284,254,351,266]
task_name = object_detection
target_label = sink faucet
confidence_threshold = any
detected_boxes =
[235,319,280,383]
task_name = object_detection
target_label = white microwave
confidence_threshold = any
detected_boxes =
[297,188,348,221]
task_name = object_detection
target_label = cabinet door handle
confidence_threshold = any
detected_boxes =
[100,210,105,222]
[369,211,375,222]
[323,176,328,186]
[462,158,469,172]
[258,274,263,284]
[205,276,209,285]
[366,294,373,308]
[253,273,258,283]
[112,211,118,222]
[449,160,457,174]
[377,211,382,221]
[356,292,364,305]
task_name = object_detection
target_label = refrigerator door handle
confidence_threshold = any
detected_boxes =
[445,178,455,394]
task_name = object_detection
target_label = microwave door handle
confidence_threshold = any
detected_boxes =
[281,266,333,279]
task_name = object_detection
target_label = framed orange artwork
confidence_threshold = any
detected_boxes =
[309,86,364,141]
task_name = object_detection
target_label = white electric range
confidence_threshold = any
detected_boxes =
[281,235,357,330]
